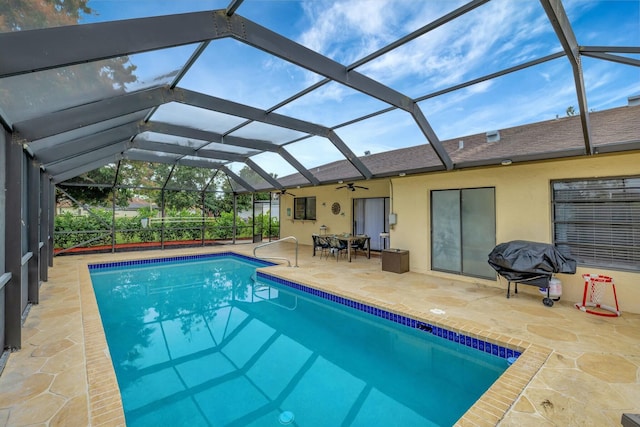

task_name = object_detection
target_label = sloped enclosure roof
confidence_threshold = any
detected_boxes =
[1,0,639,193]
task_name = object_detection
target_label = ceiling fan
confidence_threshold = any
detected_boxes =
[336,183,368,192]
[276,189,296,197]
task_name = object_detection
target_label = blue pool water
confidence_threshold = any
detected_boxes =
[89,253,510,427]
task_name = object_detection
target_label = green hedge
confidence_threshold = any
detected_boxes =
[54,209,279,249]
[54,210,112,248]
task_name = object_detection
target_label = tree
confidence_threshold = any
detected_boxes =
[3,0,138,205]
[566,106,577,116]
[57,164,132,207]
[204,174,248,217]
[204,166,276,216]
[0,0,91,31]
[0,0,137,121]
[157,165,213,211]
[115,161,158,188]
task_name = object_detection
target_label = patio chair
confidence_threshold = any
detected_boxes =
[312,234,331,259]
[329,235,348,261]
[350,235,369,259]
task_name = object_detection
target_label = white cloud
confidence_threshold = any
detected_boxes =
[286,135,347,168]
[175,0,636,164]
[351,0,558,95]
[582,59,640,109]
[419,58,581,140]
[298,0,427,63]
[466,80,494,95]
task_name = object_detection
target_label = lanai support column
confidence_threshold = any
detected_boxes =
[111,188,116,253]
[201,191,206,246]
[48,183,54,267]
[4,134,23,349]
[0,128,9,353]
[28,158,41,304]
[232,194,237,244]
[40,172,50,282]
[160,190,165,250]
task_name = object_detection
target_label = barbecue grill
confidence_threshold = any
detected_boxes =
[488,240,577,307]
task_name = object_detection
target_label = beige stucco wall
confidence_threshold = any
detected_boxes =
[279,179,390,246]
[281,151,640,314]
[392,151,640,314]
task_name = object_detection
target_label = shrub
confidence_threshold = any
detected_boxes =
[54,210,112,249]
[54,207,276,248]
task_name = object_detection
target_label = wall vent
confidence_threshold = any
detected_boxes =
[486,130,500,143]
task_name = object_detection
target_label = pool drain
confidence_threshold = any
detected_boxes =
[279,411,295,425]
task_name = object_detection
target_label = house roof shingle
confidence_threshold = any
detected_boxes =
[279,104,640,187]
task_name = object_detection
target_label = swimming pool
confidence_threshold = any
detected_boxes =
[89,253,514,426]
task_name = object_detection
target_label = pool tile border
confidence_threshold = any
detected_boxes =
[88,252,525,362]
[255,270,551,426]
[80,259,127,426]
[88,251,275,270]
[83,251,274,426]
[82,251,551,427]
[258,271,522,361]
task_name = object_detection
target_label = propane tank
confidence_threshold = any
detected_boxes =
[539,277,562,300]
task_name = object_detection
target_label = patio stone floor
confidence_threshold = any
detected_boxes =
[0,243,638,426]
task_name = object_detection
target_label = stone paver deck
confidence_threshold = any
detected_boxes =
[0,243,638,426]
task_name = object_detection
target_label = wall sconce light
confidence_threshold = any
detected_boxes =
[399,172,406,177]
[338,180,344,184]
[501,159,513,166]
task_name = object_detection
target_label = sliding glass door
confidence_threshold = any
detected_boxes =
[353,197,389,250]
[431,188,495,279]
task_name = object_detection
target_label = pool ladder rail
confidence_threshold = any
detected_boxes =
[250,276,298,311]
[253,236,299,267]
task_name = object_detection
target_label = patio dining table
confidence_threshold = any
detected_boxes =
[312,234,371,262]
[335,234,371,262]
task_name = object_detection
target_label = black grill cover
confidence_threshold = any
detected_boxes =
[488,240,577,285]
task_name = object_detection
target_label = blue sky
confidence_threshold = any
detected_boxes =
[77,0,639,177]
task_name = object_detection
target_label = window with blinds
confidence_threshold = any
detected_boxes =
[552,177,640,271]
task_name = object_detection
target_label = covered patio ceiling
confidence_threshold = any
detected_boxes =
[1,0,638,193]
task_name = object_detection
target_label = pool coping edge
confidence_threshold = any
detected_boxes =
[81,251,550,427]
[259,268,552,427]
